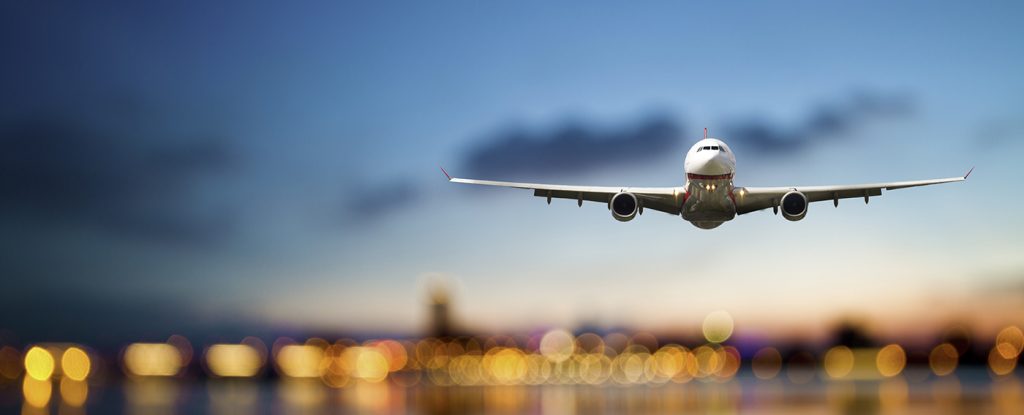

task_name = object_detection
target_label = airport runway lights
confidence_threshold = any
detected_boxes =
[7,323,1024,402]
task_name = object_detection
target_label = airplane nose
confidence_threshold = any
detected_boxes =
[697,152,732,175]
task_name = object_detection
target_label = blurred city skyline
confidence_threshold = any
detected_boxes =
[1,1,1023,348]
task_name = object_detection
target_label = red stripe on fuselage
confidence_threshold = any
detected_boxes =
[686,173,734,180]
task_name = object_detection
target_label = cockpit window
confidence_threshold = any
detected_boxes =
[703,146,711,151]
[711,146,719,150]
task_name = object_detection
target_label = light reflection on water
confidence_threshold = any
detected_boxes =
[4,373,1023,414]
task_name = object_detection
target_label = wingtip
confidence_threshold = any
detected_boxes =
[964,166,974,179]
[440,166,452,181]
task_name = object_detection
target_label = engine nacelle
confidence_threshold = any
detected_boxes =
[610,192,639,222]
[780,191,808,221]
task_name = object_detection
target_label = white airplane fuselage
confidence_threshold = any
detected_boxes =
[682,138,737,229]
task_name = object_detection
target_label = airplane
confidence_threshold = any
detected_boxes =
[442,129,971,229]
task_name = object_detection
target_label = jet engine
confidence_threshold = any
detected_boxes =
[780,191,808,221]
[610,192,639,222]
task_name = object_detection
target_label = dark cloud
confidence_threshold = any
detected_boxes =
[0,115,235,245]
[722,90,914,155]
[461,115,683,180]
[457,90,914,180]
[341,179,419,223]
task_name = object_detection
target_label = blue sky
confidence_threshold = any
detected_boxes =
[1,1,1022,344]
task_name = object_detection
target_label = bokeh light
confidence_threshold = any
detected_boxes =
[989,346,1018,376]
[929,343,958,376]
[823,346,855,379]
[206,344,263,378]
[751,347,782,380]
[342,346,389,383]
[24,346,54,381]
[124,343,184,377]
[702,311,734,343]
[539,330,575,363]
[876,344,906,378]
[61,347,91,381]
[275,344,324,378]
[716,346,741,379]
[996,326,1024,359]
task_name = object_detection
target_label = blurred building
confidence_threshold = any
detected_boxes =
[428,282,453,338]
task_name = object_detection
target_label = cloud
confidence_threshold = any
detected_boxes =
[341,178,419,223]
[460,115,684,180]
[722,90,915,155]
[0,114,235,245]
[456,90,915,181]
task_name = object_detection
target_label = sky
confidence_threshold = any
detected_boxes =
[1,1,1023,347]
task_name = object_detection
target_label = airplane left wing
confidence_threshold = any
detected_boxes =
[443,168,686,215]
[733,168,972,215]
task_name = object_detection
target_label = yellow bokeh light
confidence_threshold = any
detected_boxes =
[752,347,782,380]
[996,326,1024,359]
[355,348,389,382]
[372,340,408,372]
[653,345,686,378]
[24,347,55,381]
[876,344,906,378]
[693,345,723,376]
[539,330,575,363]
[989,346,1018,376]
[124,343,184,377]
[22,376,52,408]
[60,377,89,407]
[206,344,262,378]
[702,311,734,343]
[487,348,527,384]
[824,346,855,379]
[579,353,612,384]
[929,343,958,376]
[621,354,645,383]
[275,345,324,378]
[61,347,91,381]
